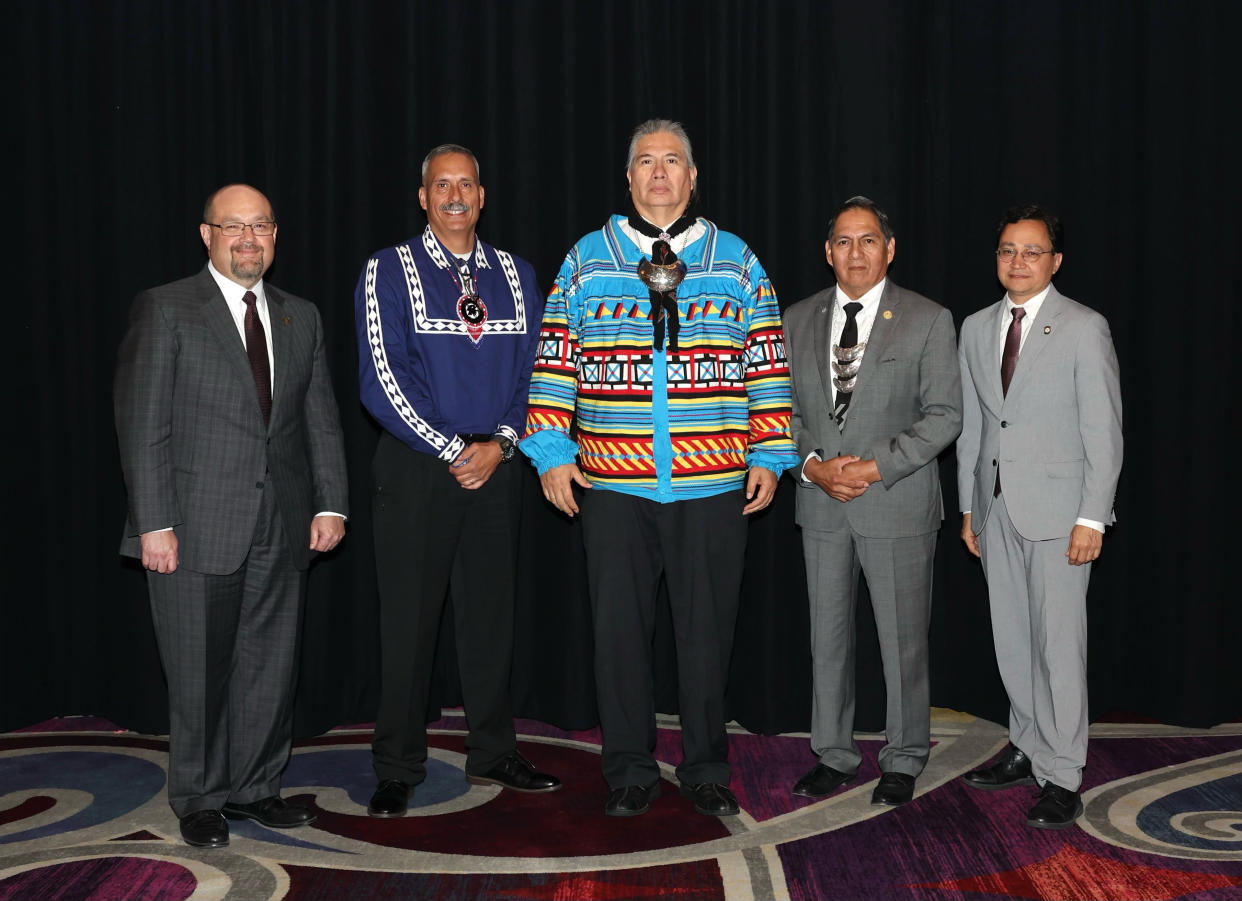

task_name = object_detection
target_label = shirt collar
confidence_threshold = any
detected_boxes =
[423,226,489,270]
[618,215,706,259]
[835,277,887,313]
[207,261,265,307]
[1005,284,1052,320]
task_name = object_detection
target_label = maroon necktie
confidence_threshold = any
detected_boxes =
[995,306,1025,496]
[1000,306,1025,397]
[242,291,272,425]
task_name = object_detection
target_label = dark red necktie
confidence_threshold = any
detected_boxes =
[1000,306,1025,397]
[242,291,272,425]
[995,306,1025,496]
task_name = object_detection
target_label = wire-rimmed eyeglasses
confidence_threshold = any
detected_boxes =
[206,221,277,237]
[996,247,1054,263]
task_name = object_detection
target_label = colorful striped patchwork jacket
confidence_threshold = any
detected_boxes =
[521,215,799,502]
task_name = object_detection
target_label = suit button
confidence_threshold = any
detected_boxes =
[256,481,264,489]
[991,459,997,467]
[1001,421,1008,428]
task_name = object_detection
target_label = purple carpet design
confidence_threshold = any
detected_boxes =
[1,714,1239,900]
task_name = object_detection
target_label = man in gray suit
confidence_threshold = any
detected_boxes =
[115,184,349,848]
[957,204,1122,829]
[784,196,961,806]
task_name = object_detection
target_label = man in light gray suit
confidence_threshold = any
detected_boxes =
[784,197,961,806]
[115,184,349,848]
[957,204,1122,830]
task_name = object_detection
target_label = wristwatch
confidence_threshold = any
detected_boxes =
[460,432,517,463]
[495,435,516,463]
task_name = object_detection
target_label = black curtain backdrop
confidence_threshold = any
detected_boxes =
[8,1,1239,740]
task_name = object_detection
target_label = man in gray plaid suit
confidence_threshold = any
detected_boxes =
[114,184,349,848]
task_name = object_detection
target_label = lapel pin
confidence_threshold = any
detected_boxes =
[1043,325,1051,334]
[882,310,893,320]
[282,316,291,326]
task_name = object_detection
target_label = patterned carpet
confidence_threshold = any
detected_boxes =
[2,712,1239,900]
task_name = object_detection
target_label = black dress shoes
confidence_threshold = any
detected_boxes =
[680,782,740,816]
[222,796,316,828]
[871,772,916,805]
[792,763,856,798]
[963,744,1036,791]
[605,782,661,817]
[466,751,562,793]
[1027,782,1083,829]
[368,780,411,818]
[180,809,229,848]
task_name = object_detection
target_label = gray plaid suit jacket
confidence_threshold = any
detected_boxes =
[115,266,348,573]
[784,280,963,537]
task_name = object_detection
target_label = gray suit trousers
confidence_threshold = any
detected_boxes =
[980,492,1090,791]
[146,479,304,818]
[803,526,934,777]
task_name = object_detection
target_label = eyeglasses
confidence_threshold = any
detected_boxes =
[206,221,277,237]
[996,247,1054,263]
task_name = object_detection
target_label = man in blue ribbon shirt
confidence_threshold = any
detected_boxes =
[355,144,560,818]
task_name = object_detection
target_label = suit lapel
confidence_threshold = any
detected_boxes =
[812,288,839,413]
[982,299,1008,404]
[1006,287,1063,400]
[196,267,276,429]
[198,270,257,398]
[850,282,901,407]
[268,287,292,424]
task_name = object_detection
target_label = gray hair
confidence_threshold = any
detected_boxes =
[827,195,895,243]
[421,144,481,181]
[625,119,696,171]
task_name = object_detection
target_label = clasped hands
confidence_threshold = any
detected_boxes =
[450,440,503,490]
[804,454,879,502]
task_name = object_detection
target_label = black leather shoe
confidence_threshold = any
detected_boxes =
[180,809,229,848]
[963,744,1036,791]
[871,772,916,805]
[222,795,316,828]
[466,751,561,793]
[1027,782,1083,829]
[368,779,411,818]
[792,763,856,798]
[680,782,740,816]
[605,782,661,817]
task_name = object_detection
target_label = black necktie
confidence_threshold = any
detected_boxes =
[834,301,864,426]
[243,291,272,425]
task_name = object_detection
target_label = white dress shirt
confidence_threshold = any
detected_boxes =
[828,278,886,407]
[799,279,888,479]
[208,262,275,390]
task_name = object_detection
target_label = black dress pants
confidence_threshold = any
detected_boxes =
[580,488,748,789]
[370,433,519,784]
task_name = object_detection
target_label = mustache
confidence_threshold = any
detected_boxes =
[439,201,469,213]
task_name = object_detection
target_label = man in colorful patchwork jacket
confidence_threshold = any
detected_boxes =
[521,119,800,819]
[356,144,560,820]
